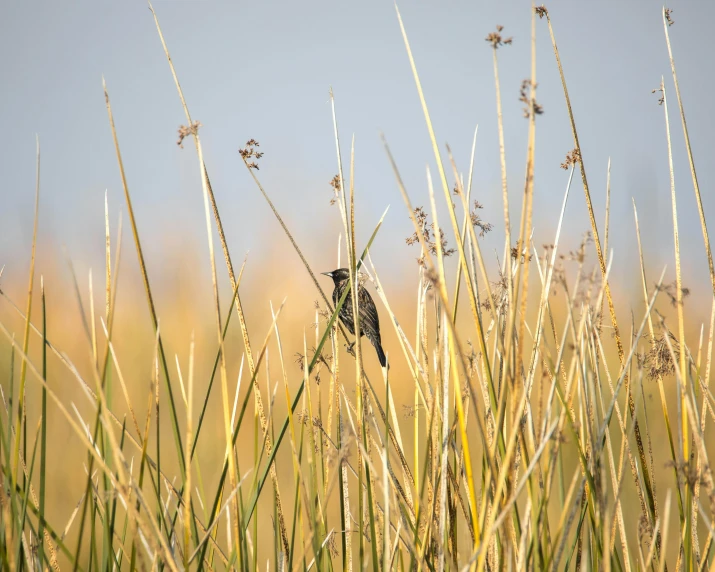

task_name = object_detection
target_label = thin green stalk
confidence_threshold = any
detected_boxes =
[103,78,186,468]
[540,8,659,560]
[38,277,47,571]
[12,135,40,498]
[239,213,387,532]
[15,419,41,570]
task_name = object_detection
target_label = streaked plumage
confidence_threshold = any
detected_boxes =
[322,268,387,368]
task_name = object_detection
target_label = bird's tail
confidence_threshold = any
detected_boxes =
[373,339,388,369]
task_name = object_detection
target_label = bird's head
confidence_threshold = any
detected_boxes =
[321,268,350,284]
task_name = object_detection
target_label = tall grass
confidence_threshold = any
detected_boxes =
[1,4,714,570]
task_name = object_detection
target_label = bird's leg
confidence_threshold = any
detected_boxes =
[345,340,356,359]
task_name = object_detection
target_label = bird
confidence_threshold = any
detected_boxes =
[322,268,387,368]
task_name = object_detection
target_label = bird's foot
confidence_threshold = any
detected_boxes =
[345,340,356,358]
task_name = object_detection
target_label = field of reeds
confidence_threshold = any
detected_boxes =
[2,4,715,571]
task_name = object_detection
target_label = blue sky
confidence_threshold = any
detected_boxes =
[2,1,714,299]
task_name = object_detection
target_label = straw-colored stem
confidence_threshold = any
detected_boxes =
[543,11,658,549]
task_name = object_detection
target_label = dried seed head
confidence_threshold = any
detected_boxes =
[657,281,690,307]
[560,148,581,170]
[176,121,202,148]
[519,79,544,118]
[406,206,457,264]
[239,139,263,169]
[470,201,493,237]
[481,269,509,315]
[643,331,680,380]
[665,8,674,26]
[511,240,533,263]
[328,174,341,206]
[486,25,513,49]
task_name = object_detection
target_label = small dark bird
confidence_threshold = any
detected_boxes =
[322,268,387,368]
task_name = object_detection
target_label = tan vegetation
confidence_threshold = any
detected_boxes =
[1,4,714,571]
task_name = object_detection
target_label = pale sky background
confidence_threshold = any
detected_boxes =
[2,1,715,302]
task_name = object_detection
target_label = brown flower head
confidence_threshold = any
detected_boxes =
[470,201,493,237]
[406,206,456,265]
[176,121,202,148]
[486,25,513,49]
[665,8,674,26]
[519,79,544,118]
[651,87,665,106]
[657,281,690,307]
[239,139,263,169]
[560,148,581,170]
[643,331,680,380]
[329,174,341,205]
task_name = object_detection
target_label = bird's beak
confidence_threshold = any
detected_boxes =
[321,271,332,278]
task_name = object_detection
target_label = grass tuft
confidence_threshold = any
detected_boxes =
[2,4,715,570]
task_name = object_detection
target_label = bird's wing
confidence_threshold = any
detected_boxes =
[359,287,381,335]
